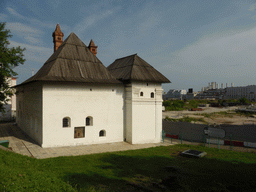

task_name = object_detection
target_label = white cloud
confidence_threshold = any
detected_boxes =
[24,36,41,44]
[6,22,43,36]
[9,40,52,63]
[6,22,44,44]
[6,7,25,19]
[251,15,256,20]
[74,7,120,36]
[138,13,161,33]
[163,28,256,89]
[6,7,55,29]
[249,3,256,11]
[0,13,7,20]
[28,18,56,29]
[49,0,60,9]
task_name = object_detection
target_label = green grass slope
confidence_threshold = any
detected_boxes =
[0,144,256,191]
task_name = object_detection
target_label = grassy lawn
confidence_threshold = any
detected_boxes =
[1,144,256,192]
[195,111,235,119]
[195,110,256,120]
[165,116,208,124]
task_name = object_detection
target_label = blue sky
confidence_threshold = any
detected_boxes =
[1,0,256,92]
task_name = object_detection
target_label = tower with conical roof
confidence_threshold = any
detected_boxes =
[52,24,64,52]
[88,39,98,56]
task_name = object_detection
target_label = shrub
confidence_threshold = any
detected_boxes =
[239,97,249,104]
[188,100,198,108]
[163,100,172,107]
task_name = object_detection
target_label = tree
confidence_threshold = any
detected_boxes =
[0,22,25,112]
[239,97,249,104]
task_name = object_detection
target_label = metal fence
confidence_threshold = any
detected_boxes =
[162,120,256,150]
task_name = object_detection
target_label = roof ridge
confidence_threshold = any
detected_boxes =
[16,32,121,87]
[115,53,137,61]
[108,62,152,71]
[106,53,170,83]
[129,54,136,79]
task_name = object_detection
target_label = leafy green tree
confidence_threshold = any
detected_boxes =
[239,97,249,104]
[188,99,198,108]
[163,100,172,107]
[0,22,25,112]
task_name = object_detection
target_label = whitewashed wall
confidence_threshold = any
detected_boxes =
[16,82,43,145]
[42,83,124,148]
[125,82,163,144]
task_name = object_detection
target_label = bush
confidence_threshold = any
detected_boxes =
[239,97,249,104]
[163,100,172,107]
[163,100,184,111]
[188,100,198,108]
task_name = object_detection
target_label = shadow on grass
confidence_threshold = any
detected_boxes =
[2,143,256,191]
[61,145,256,191]
[41,145,251,192]
[63,172,138,192]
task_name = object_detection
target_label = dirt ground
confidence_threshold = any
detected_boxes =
[163,106,256,125]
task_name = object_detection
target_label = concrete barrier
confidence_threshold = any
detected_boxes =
[244,142,256,148]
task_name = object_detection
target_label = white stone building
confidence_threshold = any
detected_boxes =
[0,77,16,121]
[163,89,187,100]
[225,85,256,101]
[15,25,170,148]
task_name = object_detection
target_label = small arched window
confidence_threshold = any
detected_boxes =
[99,130,106,137]
[151,92,154,98]
[140,92,143,96]
[63,117,71,127]
[86,116,93,126]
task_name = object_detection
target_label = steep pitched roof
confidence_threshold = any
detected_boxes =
[18,33,121,86]
[107,54,171,83]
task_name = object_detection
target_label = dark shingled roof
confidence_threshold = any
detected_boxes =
[107,54,171,83]
[17,32,121,86]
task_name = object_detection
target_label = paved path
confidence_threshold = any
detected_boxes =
[0,122,177,159]
[1,122,255,159]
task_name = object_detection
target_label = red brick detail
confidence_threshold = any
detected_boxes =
[88,39,98,56]
[166,134,178,139]
[191,108,203,111]
[224,140,244,147]
[52,24,64,52]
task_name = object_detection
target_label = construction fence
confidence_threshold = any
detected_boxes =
[162,120,256,150]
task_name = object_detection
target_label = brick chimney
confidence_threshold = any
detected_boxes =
[52,24,64,52]
[88,39,97,56]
